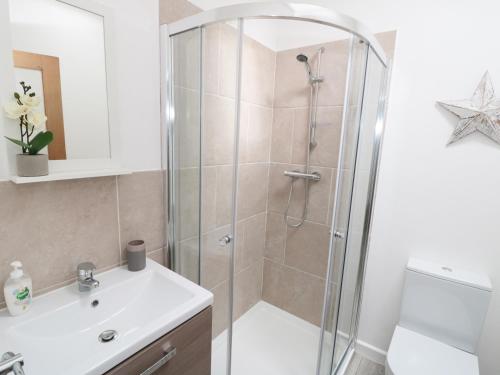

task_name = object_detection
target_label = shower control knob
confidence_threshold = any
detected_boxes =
[218,235,232,247]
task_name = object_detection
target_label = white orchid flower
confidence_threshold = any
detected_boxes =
[27,111,47,128]
[21,94,40,107]
[3,100,29,119]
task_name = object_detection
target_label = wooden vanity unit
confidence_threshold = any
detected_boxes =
[106,307,212,375]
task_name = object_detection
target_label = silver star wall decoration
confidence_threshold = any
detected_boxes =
[437,71,500,145]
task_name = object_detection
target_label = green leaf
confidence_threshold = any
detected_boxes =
[28,131,53,155]
[4,136,30,150]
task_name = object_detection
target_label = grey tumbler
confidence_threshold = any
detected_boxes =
[127,240,146,271]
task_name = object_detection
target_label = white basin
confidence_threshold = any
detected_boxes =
[0,259,213,375]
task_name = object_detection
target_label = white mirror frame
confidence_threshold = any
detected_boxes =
[2,0,127,182]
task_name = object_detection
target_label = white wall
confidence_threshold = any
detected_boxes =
[319,0,500,374]
[93,0,161,172]
[0,0,160,178]
[188,0,500,373]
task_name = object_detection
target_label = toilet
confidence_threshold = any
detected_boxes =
[386,258,492,375]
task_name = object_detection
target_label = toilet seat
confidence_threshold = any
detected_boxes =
[385,325,479,375]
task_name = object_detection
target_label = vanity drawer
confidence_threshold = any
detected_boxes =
[106,307,212,375]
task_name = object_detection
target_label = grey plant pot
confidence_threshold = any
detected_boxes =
[16,154,49,177]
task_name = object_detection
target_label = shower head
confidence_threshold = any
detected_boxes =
[296,53,313,81]
[296,54,308,63]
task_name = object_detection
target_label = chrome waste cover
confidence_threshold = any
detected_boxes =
[98,330,118,343]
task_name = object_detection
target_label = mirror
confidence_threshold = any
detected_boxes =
[8,0,111,160]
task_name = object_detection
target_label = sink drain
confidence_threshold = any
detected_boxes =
[98,330,118,343]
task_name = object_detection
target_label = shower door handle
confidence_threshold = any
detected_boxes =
[333,231,345,239]
[218,235,232,247]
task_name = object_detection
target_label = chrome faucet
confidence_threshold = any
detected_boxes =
[0,352,24,375]
[77,262,100,292]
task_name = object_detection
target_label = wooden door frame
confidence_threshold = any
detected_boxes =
[13,50,67,160]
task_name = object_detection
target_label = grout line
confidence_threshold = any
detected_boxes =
[209,256,262,293]
[181,161,270,169]
[290,106,297,164]
[274,104,344,110]
[216,23,222,97]
[178,210,268,243]
[269,160,339,171]
[325,166,336,225]
[115,175,123,264]
[263,257,332,283]
[260,40,277,302]
[268,207,332,227]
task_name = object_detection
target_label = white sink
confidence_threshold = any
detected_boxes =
[0,259,213,375]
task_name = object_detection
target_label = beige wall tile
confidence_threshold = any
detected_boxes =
[285,221,331,278]
[268,162,303,214]
[236,213,266,272]
[210,280,230,338]
[262,259,325,326]
[246,104,272,163]
[201,226,231,289]
[202,166,217,233]
[241,37,276,107]
[265,212,286,263]
[274,48,310,108]
[307,167,334,224]
[172,30,202,91]
[274,40,349,108]
[148,248,166,266]
[291,106,342,168]
[178,237,200,283]
[291,107,309,165]
[218,23,239,99]
[203,23,220,95]
[177,168,200,241]
[237,164,269,220]
[215,165,233,228]
[159,0,200,24]
[174,87,201,169]
[270,108,294,163]
[311,107,343,167]
[276,166,334,225]
[268,163,334,224]
[118,171,165,259]
[328,169,354,229]
[0,178,120,304]
[203,94,235,166]
[233,260,263,320]
[376,30,397,59]
[238,102,249,164]
[311,107,343,168]
[317,40,349,107]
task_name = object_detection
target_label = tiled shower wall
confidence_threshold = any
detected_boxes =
[263,33,396,326]
[0,171,165,307]
[262,39,349,326]
[200,24,275,337]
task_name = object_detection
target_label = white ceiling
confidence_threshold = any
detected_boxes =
[189,0,351,51]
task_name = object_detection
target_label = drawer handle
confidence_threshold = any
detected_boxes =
[140,347,177,375]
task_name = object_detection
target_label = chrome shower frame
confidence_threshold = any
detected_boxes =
[161,3,391,375]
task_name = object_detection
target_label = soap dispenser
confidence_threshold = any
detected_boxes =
[4,261,32,316]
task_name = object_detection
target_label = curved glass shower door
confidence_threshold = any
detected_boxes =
[162,5,391,375]
[167,19,243,375]
[317,38,390,374]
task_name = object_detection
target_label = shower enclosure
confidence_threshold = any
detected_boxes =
[161,3,392,375]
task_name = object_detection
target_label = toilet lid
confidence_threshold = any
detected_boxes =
[386,326,479,375]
